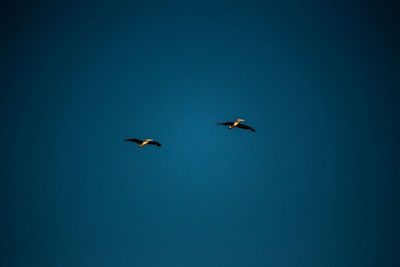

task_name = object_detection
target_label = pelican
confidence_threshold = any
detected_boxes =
[125,138,162,148]
[217,118,255,132]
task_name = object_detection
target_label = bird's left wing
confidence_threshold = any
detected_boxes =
[125,138,142,143]
[237,124,256,132]
[217,122,234,126]
[149,141,162,147]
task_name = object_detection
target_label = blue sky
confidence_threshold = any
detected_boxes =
[2,1,399,266]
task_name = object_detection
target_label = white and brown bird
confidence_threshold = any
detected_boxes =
[217,118,255,132]
[125,138,162,148]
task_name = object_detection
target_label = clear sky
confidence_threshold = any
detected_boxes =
[2,1,399,266]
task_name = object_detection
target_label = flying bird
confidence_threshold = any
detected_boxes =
[217,118,256,132]
[125,138,162,148]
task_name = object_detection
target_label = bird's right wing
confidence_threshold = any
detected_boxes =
[217,122,234,126]
[125,138,143,144]
[236,124,256,132]
[149,141,162,147]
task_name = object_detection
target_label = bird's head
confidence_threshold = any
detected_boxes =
[146,139,153,141]
[237,118,245,122]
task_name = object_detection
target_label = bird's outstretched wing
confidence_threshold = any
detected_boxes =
[148,141,162,147]
[217,122,234,126]
[237,124,256,132]
[125,138,143,144]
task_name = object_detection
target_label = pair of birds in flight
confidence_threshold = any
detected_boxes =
[125,118,256,148]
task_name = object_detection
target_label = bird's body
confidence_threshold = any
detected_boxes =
[230,118,245,129]
[125,138,162,148]
[138,139,152,147]
[217,118,255,132]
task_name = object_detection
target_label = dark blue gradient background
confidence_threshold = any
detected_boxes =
[2,1,399,266]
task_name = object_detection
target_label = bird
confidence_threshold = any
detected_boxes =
[217,118,256,132]
[125,138,162,148]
